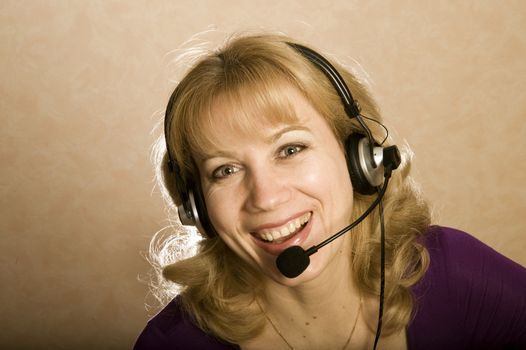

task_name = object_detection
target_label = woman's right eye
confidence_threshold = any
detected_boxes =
[212,164,241,179]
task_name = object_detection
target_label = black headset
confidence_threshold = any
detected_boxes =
[164,42,397,238]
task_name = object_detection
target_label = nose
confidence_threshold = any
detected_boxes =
[244,167,292,212]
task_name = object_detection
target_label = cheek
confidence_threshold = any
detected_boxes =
[203,184,244,234]
[300,153,353,197]
[204,190,229,230]
[304,155,354,225]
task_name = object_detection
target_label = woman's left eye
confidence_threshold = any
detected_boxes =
[278,144,306,158]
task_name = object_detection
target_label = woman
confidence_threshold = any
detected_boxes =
[135,34,526,349]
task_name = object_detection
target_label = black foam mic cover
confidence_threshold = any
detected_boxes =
[276,246,310,278]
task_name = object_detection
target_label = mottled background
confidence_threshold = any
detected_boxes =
[1,1,525,349]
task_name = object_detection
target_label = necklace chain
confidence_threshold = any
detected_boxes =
[257,298,363,350]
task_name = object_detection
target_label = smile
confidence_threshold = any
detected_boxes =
[252,212,312,243]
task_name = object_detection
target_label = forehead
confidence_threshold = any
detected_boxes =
[191,85,313,159]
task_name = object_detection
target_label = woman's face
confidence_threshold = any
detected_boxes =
[197,87,354,285]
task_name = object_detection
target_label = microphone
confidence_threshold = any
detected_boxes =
[275,246,316,279]
[276,178,389,278]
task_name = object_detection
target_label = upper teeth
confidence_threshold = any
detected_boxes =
[255,212,311,242]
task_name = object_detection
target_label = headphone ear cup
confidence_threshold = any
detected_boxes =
[173,164,217,237]
[346,133,377,195]
[176,186,217,238]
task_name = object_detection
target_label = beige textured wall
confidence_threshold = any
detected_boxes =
[1,1,525,349]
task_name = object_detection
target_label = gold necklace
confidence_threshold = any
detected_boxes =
[257,298,363,350]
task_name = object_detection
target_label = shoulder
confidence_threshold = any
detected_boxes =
[419,226,526,288]
[407,226,526,349]
[133,296,239,350]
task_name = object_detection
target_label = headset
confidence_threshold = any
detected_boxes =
[164,41,398,350]
[164,42,394,236]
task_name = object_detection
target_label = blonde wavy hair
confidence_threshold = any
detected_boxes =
[149,33,431,344]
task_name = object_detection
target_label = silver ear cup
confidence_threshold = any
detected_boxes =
[177,191,199,226]
[357,137,385,188]
[177,191,207,235]
[177,202,194,226]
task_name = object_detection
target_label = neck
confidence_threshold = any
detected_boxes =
[242,237,375,350]
[261,235,360,326]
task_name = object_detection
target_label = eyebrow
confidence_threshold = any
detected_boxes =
[267,125,310,144]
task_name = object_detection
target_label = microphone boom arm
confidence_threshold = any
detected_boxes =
[305,176,390,257]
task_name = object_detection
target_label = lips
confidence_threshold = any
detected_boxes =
[251,212,312,243]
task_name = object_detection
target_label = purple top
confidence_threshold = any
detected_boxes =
[134,227,526,349]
